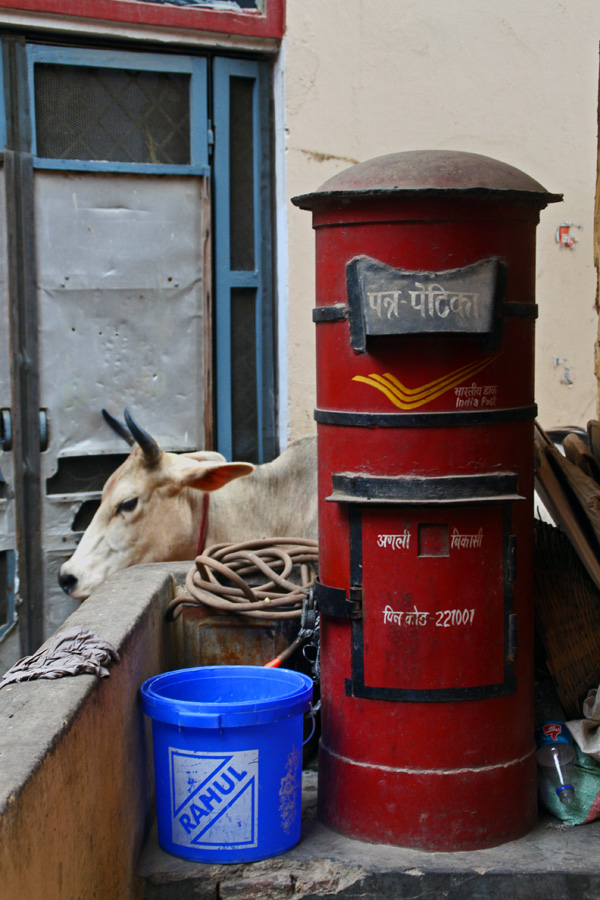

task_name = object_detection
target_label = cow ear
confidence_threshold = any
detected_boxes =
[183,450,228,463]
[180,461,254,492]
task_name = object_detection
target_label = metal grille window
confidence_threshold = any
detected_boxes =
[229,77,255,271]
[214,58,275,464]
[27,46,208,174]
[231,288,259,460]
[34,64,191,165]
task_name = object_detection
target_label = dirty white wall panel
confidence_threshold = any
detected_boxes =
[35,172,207,454]
[34,171,208,636]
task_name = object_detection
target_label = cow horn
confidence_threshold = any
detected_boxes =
[101,409,134,446]
[124,409,162,466]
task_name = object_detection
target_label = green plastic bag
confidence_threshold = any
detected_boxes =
[539,740,600,824]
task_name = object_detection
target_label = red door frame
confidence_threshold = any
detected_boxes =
[0,0,285,40]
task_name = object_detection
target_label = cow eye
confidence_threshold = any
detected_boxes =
[116,497,138,515]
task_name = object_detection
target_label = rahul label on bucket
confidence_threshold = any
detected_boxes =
[169,748,259,850]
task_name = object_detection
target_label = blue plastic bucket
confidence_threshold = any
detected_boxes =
[141,665,313,863]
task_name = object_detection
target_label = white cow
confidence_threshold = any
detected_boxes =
[59,410,318,600]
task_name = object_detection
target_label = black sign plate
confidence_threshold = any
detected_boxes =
[346,256,505,352]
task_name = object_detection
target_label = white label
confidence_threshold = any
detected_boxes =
[450,527,484,549]
[383,605,476,629]
[377,530,411,549]
[454,384,498,408]
[169,747,259,850]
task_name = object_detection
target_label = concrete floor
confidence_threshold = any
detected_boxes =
[137,768,600,900]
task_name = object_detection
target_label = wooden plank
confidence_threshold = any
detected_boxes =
[5,147,45,655]
[203,177,214,450]
[534,423,600,594]
[547,443,600,544]
[588,419,600,466]
[563,432,600,482]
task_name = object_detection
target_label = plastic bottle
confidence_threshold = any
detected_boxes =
[535,721,576,806]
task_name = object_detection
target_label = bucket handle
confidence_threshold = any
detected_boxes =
[304,703,317,746]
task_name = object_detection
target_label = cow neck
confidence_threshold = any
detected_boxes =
[196,492,210,557]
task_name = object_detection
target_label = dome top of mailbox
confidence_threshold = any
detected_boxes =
[292,149,562,209]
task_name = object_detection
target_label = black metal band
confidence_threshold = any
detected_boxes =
[313,302,536,325]
[314,404,537,428]
[346,670,517,702]
[328,471,523,505]
[502,302,538,319]
[312,305,349,322]
[314,577,352,618]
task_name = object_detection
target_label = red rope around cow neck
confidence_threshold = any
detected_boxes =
[196,492,210,556]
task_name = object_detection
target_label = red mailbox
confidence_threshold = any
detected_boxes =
[292,150,561,851]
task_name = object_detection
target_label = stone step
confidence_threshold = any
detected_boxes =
[137,769,600,900]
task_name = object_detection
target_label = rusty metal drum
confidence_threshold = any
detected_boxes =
[292,151,561,851]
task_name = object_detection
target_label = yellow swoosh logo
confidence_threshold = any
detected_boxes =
[352,353,500,410]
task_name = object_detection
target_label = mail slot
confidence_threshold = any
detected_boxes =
[292,150,561,851]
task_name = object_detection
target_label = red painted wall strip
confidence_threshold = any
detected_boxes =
[0,0,285,39]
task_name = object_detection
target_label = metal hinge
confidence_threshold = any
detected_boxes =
[207,120,214,161]
[314,578,362,619]
[347,585,362,619]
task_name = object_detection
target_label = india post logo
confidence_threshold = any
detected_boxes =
[169,748,259,850]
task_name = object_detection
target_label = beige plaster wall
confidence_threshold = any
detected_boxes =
[283,0,600,438]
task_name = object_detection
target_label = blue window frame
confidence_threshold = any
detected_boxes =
[213,57,275,463]
[12,42,275,464]
[26,45,209,175]
[0,36,278,656]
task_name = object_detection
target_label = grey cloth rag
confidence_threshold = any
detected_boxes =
[567,686,600,761]
[0,626,120,689]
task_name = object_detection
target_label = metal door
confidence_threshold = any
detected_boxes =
[0,39,276,663]
[26,46,211,642]
[36,171,210,635]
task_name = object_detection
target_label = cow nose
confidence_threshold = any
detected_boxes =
[59,572,78,595]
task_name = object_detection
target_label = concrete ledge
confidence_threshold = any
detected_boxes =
[138,768,600,900]
[0,561,189,900]
[4,560,599,900]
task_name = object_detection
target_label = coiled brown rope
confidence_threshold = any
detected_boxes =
[165,537,318,622]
